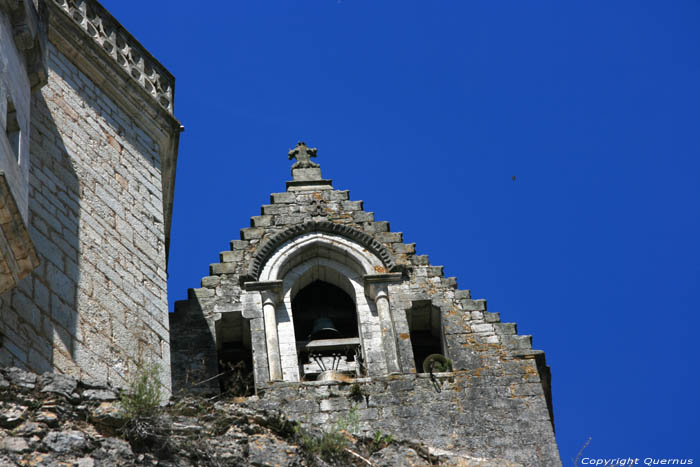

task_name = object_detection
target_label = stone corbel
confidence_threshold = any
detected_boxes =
[244,280,283,381]
[364,273,403,374]
[4,0,39,51]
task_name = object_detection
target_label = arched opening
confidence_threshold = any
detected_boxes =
[254,233,392,382]
[292,280,361,380]
[292,281,357,341]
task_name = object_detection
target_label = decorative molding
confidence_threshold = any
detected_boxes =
[246,221,398,281]
[50,0,174,113]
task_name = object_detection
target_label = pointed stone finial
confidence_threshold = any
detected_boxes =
[288,142,320,169]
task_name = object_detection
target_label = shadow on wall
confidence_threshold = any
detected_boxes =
[0,91,80,374]
[169,295,219,395]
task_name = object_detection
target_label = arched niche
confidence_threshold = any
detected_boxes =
[277,257,384,381]
[247,232,404,383]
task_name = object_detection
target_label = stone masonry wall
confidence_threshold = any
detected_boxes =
[0,366,528,466]
[171,161,561,465]
[0,43,170,391]
[249,372,558,466]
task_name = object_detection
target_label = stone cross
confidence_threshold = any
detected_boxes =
[288,142,320,169]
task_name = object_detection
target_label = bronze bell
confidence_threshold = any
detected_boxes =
[308,317,340,340]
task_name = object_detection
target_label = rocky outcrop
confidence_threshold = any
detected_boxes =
[0,367,526,466]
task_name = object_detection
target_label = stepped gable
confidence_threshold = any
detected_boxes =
[170,142,560,465]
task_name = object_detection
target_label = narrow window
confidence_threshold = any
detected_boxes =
[216,311,254,396]
[5,99,20,163]
[407,302,446,373]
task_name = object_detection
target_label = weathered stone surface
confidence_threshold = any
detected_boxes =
[42,430,88,453]
[369,445,428,466]
[91,437,135,466]
[170,147,561,465]
[12,421,47,437]
[0,402,28,428]
[82,388,119,401]
[39,372,78,399]
[2,436,30,453]
[247,433,301,466]
[3,367,37,389]
[0,375,549,467]
[90,402,126,428]
[34,410,59,427]
[1,4,175,394]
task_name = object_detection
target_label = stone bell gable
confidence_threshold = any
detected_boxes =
[170,142,561,465]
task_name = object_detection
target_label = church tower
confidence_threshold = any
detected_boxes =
[170,143,561,465]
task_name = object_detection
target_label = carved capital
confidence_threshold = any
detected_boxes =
[244,280,283,305]
[363,273,402,300]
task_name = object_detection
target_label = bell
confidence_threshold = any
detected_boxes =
[308,317,340,340]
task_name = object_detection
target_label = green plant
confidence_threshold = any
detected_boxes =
[336,405,360,434]
[368,430,394,453]
[119,363,171,456]
[120,362,163,419]
[348,382,364,402]
[296,405,361,462]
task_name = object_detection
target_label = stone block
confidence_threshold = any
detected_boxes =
[200,276,221,288]
[319,397,350,412]
[341,200,363,211]
[250,215,272,227]
[261,204,289,215]
[412,254,429,266]
[494,323,517,335]
[376,232,403,243]
[270,192,296,204]
[462,299,487,311]
[352,211,374,223]
[426,266,444,277]
[220,250,243,263]
[471,323,494,333]
[291,167,322,181]
[393,243,416,254]
[210,262,236,275]
[329,190,349,201]
[484,312,500,323]
[230,240,249,250]
[189,287,215,299]
[444,276,458,288]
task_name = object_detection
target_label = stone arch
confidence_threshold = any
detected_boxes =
[249,227,402,382]
[247,221,397,281]
[259,232,384,283]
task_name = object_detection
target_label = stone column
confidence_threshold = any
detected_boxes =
[244,280,284,381]
[261,290,283,381]
[365,273,403,375]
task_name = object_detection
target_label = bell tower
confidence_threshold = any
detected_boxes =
[170,143,561,465]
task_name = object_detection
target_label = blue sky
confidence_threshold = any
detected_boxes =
[101,1,699,462]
